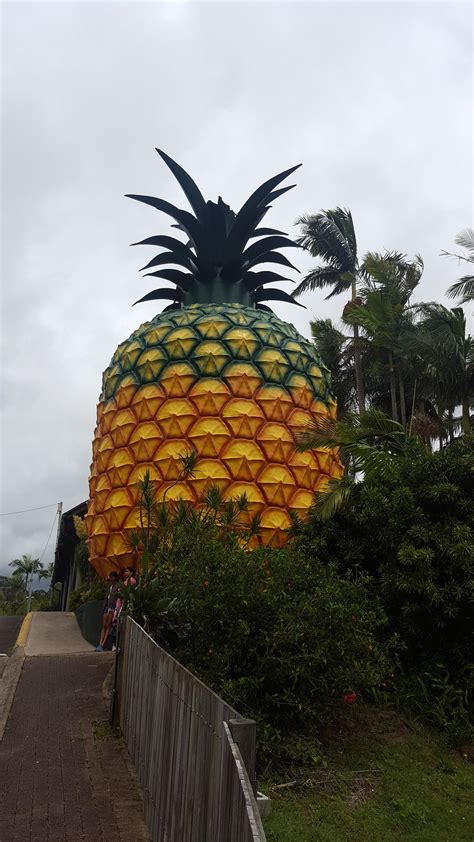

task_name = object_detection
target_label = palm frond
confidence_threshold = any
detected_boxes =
[296,408,406,456]
[311,475,354,521]
[446,275,474,304]
[295,209,356,273]
[343,292,395,346]
[417,304,467,359]
[294,266,347,297]
[442,228,474,303]
[455,228,474,254]
[361,251,423,305]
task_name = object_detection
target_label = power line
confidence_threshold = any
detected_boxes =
[0,502,60,517]
[38,508,60,565]
[23,506,61,611]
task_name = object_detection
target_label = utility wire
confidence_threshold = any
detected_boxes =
[0,502,60,517]
[38,508,60,566]
[24,507,60,610]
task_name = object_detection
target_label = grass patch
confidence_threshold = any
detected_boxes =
[262,706,473,841]
[92,719,122,742]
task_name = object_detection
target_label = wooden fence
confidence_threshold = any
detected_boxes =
[115,617,266,842]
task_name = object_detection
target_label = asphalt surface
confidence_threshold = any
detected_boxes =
[0,615,23,654]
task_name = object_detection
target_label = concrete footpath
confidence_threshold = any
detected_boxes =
[24,612,94,656]
[0,613,150,842]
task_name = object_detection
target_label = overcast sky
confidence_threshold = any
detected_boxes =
[0,0,472,576]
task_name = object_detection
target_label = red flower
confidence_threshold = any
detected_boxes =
[343,692,357,704]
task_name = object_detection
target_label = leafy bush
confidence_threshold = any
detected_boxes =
[136,518,389,762]
[118,559,187,647]
[123,437,473,756]
[69,576,106,612]
[30,590,51,612]
[298,436,474,740]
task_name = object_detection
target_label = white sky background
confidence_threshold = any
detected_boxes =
[0,0,472,575]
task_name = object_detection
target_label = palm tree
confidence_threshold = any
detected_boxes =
[343,252,423,426]
[310,319,355,416]
[443,229,474,304]
[296,408,407,519]
[295,208,365,413]
[9,554,45,610]
[414,305,473,435]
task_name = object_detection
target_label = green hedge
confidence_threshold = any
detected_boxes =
[136,528,389,762]
[298,436,474,741]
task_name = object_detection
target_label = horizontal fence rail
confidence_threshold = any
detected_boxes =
[221,722,267,842]
[118,617,266,842]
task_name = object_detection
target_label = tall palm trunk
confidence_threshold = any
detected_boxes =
[398,369,406,429]
[447,408,455,443]
[388,351,398,422]
[438,403,444,450]
[352,278,365,413]
[462,399,471,434]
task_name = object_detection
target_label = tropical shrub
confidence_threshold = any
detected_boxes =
[118,559,186,647]
[69,576,106,611]
[298,435,474,739]
[129,503,389,761]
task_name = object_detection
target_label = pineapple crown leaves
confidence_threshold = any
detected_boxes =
[126,148,305,310]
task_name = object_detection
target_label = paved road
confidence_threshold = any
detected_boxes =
[0,615,23,655]
[0,653,150,842]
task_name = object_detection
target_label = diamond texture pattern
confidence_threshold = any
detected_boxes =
[86,304,342,576]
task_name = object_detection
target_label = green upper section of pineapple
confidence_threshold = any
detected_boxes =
[101,303,332,402]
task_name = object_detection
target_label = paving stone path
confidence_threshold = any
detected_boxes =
[0,653,150,842]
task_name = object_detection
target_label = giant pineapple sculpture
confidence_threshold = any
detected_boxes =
[86,150,342,577]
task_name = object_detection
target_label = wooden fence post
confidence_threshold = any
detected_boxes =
[229,718,257,796]
[109,615,126,726]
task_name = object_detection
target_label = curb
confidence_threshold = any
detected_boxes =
[16,612,33,647]
[0,645,25,741]
[0,613,32,741]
